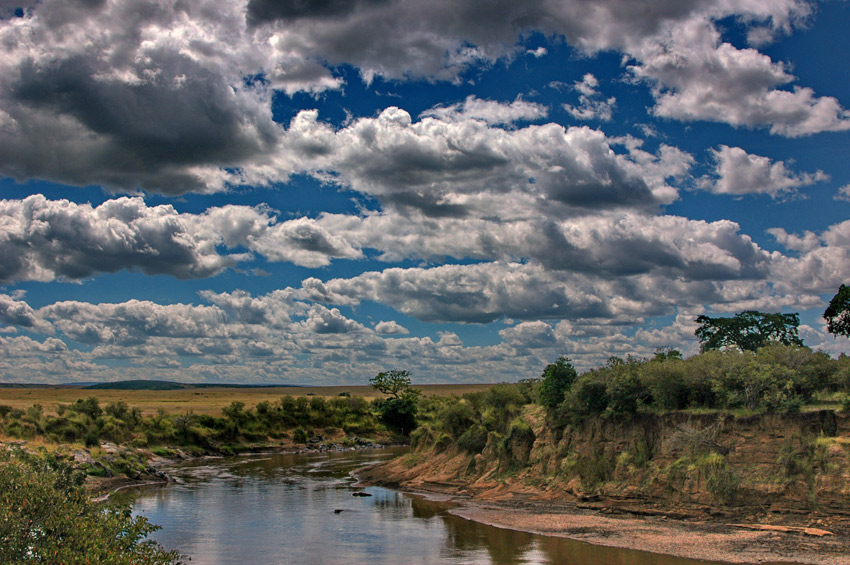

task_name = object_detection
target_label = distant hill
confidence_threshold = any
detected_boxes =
[85,380,186,390]
[83,380,301,390]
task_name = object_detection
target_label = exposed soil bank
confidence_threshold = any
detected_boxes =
[356,409,850,564]
[357,463,849,565]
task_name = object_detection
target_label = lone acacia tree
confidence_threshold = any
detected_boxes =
[369,369,413,398]
[824,284,850,339]
[369,369,420,435]
[694,310,803,352]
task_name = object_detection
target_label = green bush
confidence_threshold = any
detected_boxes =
[697,452,739,505]
[499,419,536,471]
[568,378,609,415]
[377,394,418,435]
[292,427,309,443]
[606,370,647,416]
[0,449,182,564]
[436,400,476,439]
[457,424,489,454]
[539,357,578,409]
[560,449,613,489]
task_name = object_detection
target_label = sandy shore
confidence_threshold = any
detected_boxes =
[446,500,850,565]
[355,460,850,565]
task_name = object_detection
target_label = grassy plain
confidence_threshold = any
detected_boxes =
[0,383,494,416]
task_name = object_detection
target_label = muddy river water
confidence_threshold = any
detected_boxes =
[132,447,751,564]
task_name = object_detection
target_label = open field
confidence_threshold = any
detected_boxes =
[0,383,495,416]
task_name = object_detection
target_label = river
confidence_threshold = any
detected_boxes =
[131,448,740,564]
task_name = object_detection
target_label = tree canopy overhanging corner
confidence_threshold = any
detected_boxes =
[824,284,850,339]
[694,310,803,352]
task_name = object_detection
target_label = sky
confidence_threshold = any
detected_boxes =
[1,0,850,385]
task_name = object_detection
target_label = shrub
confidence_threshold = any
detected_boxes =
[377,394,419,435]
[644,361,689,410]
[457,424,489,454]
[607,370,648,416]
[436,400,476,439]
[292,427,309,443]
[568,378,609,415]
[697,452,739,505]
[560,449,613,489]
[69,397,103,420]
[499,419,536,471]
[0,449,182,564]
[539,357,578,409]
[410,424,435,450]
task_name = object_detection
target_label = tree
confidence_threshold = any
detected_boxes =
[369,369,413,399]
[694,311,803,353]
[0,449,182,564]
[370,369,421,434]
[538,356,578,408]
[824,284,850,338]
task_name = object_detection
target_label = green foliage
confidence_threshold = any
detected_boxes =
[515,377,541,404]
[415,383,531,453]
[0,449,182,564]
[560,448,614,489]
[376,393,419,435]
[565,378,609,417]
[292,427,309,443]
[695,310,803,353]
[68,396,103,420]
[457,424,489,454]
[436,400,476,439]
[538,356,578,408]
[696,452,739,505]
[499,419,535,471]
[824,284,850,338]
[369,369,421,435]
[606,368,648,416]
[369,369,413,399]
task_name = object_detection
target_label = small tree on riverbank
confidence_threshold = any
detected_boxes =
[370,369,421,435]
[538,357,578,408]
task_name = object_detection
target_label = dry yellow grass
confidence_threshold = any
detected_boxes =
[0,383,494,416]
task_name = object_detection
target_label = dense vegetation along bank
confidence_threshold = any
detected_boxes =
[1,392,408,564]
[358,345,850,563]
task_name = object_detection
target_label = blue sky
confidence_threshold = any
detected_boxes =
[1,0,849,384]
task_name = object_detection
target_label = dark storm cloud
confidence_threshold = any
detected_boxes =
[6,52,277,194]
[247,0,392,25]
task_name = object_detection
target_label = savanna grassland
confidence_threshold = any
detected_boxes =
[0,383,493,416]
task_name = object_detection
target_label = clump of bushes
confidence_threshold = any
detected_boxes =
[0,448,182,564]
[0,393,384,455]
[541,345,845,424]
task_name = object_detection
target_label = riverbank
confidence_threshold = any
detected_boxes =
[84,436,399,499]
[355,463,850,565]
[1,430,399,503]
[355,408,850,565]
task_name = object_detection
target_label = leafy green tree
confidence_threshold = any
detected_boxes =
[694,311,803,352]
[824,284,850,338]
[369,369,413,399]
[0,449,182,564]
[376,395,419,435]
[538,356,578,408]
[370,369,421,435]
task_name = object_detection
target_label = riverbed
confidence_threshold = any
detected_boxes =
[131,448,782,564]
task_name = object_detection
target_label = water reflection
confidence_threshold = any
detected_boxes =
[132,449,786,565]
